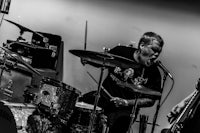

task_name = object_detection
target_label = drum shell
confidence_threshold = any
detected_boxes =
[68,102,103,133]
[35,77,81,120]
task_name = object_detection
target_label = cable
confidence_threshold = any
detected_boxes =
[160,77,175,107]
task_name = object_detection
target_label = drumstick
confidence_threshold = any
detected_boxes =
[84,20,88,50]
[86,71,113,99]
[101,85,114,99]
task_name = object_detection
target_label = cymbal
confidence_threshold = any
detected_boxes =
[127,83,161,97]
[4,19,44,38]
[69,49,141,69]
[0,47,41,76]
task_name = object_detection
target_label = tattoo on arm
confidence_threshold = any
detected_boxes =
[127,98,155,108]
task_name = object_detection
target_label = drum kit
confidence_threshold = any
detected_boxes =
[69,49,162,133]
[0,19,162,133]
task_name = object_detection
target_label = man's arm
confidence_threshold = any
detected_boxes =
[127,98,155,108]
[167,90,195,123]
[110,97,155,108]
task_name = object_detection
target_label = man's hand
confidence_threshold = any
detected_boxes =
[167,101,186,124]
[110,97,128,107]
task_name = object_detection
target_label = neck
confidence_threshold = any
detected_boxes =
[134,50,147,67]
[133,50,140,63]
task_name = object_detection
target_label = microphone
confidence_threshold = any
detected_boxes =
[156,60,173,79]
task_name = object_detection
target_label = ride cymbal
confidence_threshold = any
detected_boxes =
[69,49,141,69]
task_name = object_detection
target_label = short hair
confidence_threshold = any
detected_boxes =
[138,32,164,48]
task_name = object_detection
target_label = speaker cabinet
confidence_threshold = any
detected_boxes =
[31,32,62,70]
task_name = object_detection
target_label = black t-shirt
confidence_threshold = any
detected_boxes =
[101,46,162,110]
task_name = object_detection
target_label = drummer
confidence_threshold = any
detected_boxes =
[81,31,164,133]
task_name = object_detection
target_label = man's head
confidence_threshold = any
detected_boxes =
[136,32,164,66]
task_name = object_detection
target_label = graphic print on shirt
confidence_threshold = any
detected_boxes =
[111,67,148,88]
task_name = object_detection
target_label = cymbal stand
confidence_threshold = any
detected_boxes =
[127,94,140,133]
[88,64,106,133]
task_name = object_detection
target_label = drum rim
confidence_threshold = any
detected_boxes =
[3,103,36,109]
[41,77,81,95]
[75,101,102,111]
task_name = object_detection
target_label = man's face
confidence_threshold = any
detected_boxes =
[139,40,162,66]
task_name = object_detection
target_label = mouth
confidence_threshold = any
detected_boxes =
[146,60,152,66]
[146,58,155,66]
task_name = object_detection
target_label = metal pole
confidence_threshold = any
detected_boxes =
[127,96,139,133]
[88,67,105,133]
[151,73,167,133]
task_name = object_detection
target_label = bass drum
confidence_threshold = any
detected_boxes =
[0,101,17,133]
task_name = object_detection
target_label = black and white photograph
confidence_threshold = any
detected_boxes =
[0,0,200,133]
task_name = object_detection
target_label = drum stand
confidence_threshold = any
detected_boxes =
[88,66,106,133]
[127,94,140,133]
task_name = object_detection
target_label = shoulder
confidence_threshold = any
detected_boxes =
[111,45,136,50]
[109,45,137,54]
[146,64,161,75]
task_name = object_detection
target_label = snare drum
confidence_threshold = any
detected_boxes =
[3,101,36,133]
[68,102,103,133]
[35,77,81,120]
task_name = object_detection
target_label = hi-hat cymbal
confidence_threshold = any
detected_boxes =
[69,49,141,69]
[0,47,41,76]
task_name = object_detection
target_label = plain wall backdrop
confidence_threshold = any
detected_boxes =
[0,0,200,132]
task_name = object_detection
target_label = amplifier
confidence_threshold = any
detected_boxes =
[31,32,62,56]
[31,32,62,70]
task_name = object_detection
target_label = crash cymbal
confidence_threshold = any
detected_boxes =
[4,19,44,38]
[69,49,141,69]
[0,47,41,76]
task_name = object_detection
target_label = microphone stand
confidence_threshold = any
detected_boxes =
[150,72,168,133]
[127,94,140,133]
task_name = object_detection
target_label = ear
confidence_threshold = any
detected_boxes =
[139,43,145,50]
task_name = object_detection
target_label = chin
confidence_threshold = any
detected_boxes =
[145,61,153,67]
[145,64,151,67]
